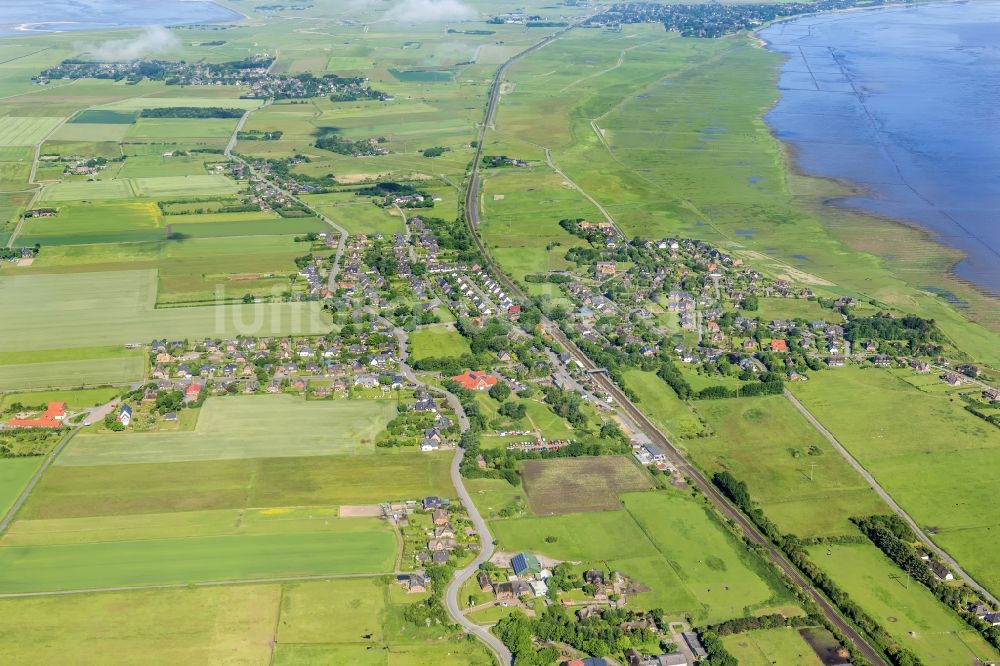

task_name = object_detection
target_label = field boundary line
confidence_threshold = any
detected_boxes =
[784,388,1000,606]
[0,571,391,599]
[0,426,81,534]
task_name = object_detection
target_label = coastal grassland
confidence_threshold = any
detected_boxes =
[519,455,654,514]
[790,366,1000,595]
[808,543,999,663]
[0,269,331,351]
[58,395,397,466]
[39,178,135,202]
[0,515,395,593]
[408,325,471,361]
[0,117,64,146]
[0,585,281,665]
[0,356,145,391]
[497,27,1000,359]
[479,168,593,283]
[301,190,406,236]
[685,395,885,537]
[721,628,825,666]
[21,452,454,520]
[115,153,216,178]
[621,491,794,623]
[622,368,706,439]
[0,386,121,410]
[0,458,43,517]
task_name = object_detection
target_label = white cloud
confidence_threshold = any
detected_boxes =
[385,0,477,23]
[79,26,181,61]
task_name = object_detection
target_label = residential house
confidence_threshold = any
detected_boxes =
[117,404,132,427]
[432,509,449,526]
[929,560,954,581]
[451,369,498,391]
[477,571,494,593]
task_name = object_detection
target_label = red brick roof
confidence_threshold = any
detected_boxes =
[185,383,202,396]
[451,370,498,391]
[7,402,66,428]
[770,339,788,353]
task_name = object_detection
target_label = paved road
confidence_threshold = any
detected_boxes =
[224,102,348,291]
[460,20,888,666]
[369,311,510,664]
[785,388,1000,607]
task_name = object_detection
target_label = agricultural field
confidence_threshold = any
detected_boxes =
[622,368,705,439]
[0,386,121,411]
[0,356,145,391]
[0,513,395,593]
[408,325,471,361]
[21,452,454,520]
[790,367,1000,594]
[519,455,654,514]
[301,191,407,237]
[0,270,331,351]
[808,543,999,663]
[58,395,397,465]
[0,457,42,517]
[0,116,64,146]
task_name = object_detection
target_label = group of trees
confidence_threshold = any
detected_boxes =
[711,471,922,666]
[845,314,941,352]
[314,128,386,156]
[139,106,244,118]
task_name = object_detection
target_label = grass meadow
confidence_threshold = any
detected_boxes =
[685,395,885,537]
[0,458,42,517]
[407,325,471,361]
[59,395,397,465]
[0,355,145,391]
[791,367,1000,594]
[808,543,999,663]
[490,486,793,623]
[722,628,825,666]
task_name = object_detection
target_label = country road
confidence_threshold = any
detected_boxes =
[224,109,348,291]
[460,18,889,666]
[785,388,1000,607]
[371,310,511,666]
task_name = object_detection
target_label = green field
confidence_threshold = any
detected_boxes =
[686,395,885,537]
[0,356,145,391]
[408,325,471,361]
[0,116,64,146]
[491,488,790,623]
[623,368,705,439]
[0,457,42,517]
[0,270,331,351]
[0,585,281,665]
[69,109,137,124]
[60,395,397,465]
[808,543,999,663]
[722,628,825,666]
[791,367,1000,594]
[0,518,394,593]
[22,452,454,520]
[1,386,121,410]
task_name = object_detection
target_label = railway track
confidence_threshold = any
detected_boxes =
[460,23,889,666]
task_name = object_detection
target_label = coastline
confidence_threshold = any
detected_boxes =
[0,1,243,37]
[752,5,1000,331]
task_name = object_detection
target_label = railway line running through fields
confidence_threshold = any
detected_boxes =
[460,21,890,666]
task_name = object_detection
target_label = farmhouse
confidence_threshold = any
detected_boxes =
[451,369,498,391]
[7,402,66,428]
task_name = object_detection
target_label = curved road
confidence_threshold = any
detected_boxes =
[372,312,511,665]
[785,389,1000,607]
[460,21,889,666]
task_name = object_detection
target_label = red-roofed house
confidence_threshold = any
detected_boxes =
[451,370,498,391]
[7,402,66,428]
[184,383,202,403]
[770,339,788,353]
